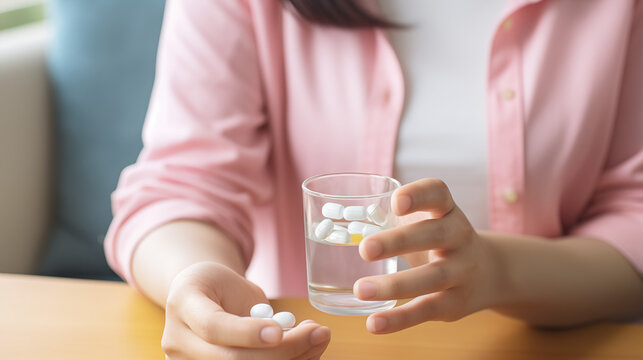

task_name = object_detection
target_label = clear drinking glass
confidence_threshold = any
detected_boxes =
[302,173,400,316]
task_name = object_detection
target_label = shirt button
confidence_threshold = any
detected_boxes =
[501,89,515,100]
[502,18,513,31]
[502,188,519,204]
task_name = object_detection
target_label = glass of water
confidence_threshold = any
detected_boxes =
[302,173,400,316]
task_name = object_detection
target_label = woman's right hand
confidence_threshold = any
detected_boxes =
[161,261,331,359]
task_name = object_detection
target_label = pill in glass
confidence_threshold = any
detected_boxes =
[322,203,344,219]
[343,206,368,221]
[326,229,350,244]
[272,311,296,329]
[347,221,368,235]
[250,303,274,319]
[314,219,334,240]
[367,204,387,226]
[334,224,348,232]
[362,224,382,238]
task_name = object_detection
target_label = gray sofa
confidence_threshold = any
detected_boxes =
[0,23,52,274]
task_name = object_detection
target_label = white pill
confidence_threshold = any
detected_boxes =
[326,229,350,244]
[250,303,274,319]
[314,219,334,240]
[347,221,368,235]
[362,224,382,238]
[272,311,296,329]
[322,203,344,219]
[343,206,368,221]
[333,224,348,232]
[367,204,387,226]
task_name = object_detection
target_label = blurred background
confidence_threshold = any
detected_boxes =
[0,0,166,281]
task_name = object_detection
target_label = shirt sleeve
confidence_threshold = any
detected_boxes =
[104,0,272,286]
[570,1,643,275]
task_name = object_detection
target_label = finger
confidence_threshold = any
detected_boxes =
[172,322,329,360]
[360,210,471,261]
[264,323,330,360]
[298,319,317,326]
[392,178,455,217]
[354,256,472,300]
[163,321,246,360]
[233,323,329,360]
[292,343,329,360]
[365,289,467,334]
[160,318,189,359]
[291,345,327,360]
[292,327,331,360]
[179,291,284,348]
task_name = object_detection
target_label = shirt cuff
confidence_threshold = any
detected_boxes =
[104,198,254,291]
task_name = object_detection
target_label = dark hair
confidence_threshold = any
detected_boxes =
[283,0,397,28]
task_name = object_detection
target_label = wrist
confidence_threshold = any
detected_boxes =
[477,232,516,309]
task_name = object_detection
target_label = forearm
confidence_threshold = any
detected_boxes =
[131,220,247,308]
[485,232,643,326]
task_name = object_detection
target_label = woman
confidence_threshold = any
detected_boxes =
[105,0,643,358]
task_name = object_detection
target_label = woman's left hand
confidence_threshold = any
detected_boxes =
[353,178,501,333]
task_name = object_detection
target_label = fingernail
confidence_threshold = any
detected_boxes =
[396,194,412,214]
[367,316,388,332]
[309,326,331,345]
[260,326,282,344]
[355,281,377,299]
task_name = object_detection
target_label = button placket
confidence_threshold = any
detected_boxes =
[487,12,527,233]
[501,89,516,100]
[502,188,519,204]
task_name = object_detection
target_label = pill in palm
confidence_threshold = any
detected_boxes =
[362,224,382,238]
[326,229,350,244]
[343,206,368,221]
[272,311,296,329]
[314,219,334,240]
[322,203,344,219]
[367,204,387,225]
[250,303,274,319]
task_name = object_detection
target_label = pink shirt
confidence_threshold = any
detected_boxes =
[105,0,643,298]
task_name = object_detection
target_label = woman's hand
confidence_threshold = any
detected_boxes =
[162,261,331,359]
[353,178,500,334]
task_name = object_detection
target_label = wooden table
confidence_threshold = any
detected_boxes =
[1,274,641,359]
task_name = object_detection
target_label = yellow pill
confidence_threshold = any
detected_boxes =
[350,234,363,244]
